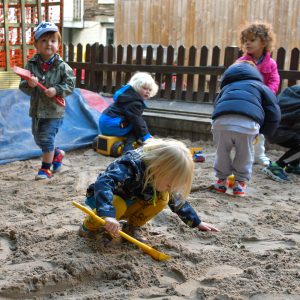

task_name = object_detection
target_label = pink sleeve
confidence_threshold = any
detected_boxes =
[267,62,280,94]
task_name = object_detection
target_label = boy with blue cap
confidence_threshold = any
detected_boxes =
[19,22,75,180]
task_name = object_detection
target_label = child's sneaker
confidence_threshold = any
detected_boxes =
[262,162,290,182]
[35,168,52,180]
[78,224,97,239]
[52,149,65,173]
[285,165,300,175]
[212,179,227,193]
[122,223,148,243]
[233,181,247,197]
[254,156,270,166]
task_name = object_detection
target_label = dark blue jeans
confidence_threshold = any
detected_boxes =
[32,118,63,153]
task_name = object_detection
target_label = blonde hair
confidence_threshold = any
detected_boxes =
[240,22,275,52]
[129,72,159,98]
[141,138,194,198]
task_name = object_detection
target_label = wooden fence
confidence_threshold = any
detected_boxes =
[64,43,300,103]
[115,0,300,70]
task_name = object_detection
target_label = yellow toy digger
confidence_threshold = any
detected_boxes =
[92,135,140,157]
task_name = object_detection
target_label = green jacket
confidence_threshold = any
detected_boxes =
[19,54,76,118]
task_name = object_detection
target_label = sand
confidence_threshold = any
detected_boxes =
[0,139,299,300]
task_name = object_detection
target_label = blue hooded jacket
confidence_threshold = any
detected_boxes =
[212,63,281,137]
[99,85,151,141]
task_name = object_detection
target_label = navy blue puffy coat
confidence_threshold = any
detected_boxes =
[212,63,281,137]
[268,84,300,146]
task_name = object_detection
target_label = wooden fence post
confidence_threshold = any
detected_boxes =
[196,46,208,102]
[76,43,83,88]
[125,45,133,83]
[185,46,196,101]
[289,48,300,87]
[164,45,175,99]
[276,47,286,92]
[156,45,164,98]
[115,45,124,91]
[224,46,240,67]
[175,45,185,100]
[208,46,221,102]
[90,43,98,92]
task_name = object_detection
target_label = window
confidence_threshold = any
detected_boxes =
[106,28,114,45]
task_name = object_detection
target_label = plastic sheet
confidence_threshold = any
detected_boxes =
[0,88,112,165]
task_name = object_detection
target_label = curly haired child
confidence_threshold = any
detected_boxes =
[238,22,280,166]
[78,138,219,243]
[99,72,158,154]
[19,22,75,180]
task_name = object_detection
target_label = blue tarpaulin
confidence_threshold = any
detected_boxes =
[0,88,112,165]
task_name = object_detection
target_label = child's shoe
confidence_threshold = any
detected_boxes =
[52,149,65,173]
[285,165,300,175]
[78,223,121,244]
[254,155,270,166]
[78,224,97,239]
[233,181,247,197]
[35,168,52,180]
[212,179,227,193]
[122,223,148,243]
[254,134,269,166]
[262,162,290,182]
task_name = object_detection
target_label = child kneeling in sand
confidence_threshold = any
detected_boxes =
[79,138,219,243]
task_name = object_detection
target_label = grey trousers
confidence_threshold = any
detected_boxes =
[212,129,256,182]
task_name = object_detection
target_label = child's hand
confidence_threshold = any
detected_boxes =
[44,87,57,98]
[27,76,38,88]
[197,222,220,232]
[104,217,121,237]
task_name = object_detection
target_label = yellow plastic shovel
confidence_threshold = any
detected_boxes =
[72,201,171,261]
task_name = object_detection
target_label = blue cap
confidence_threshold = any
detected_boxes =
[34,22,58,41]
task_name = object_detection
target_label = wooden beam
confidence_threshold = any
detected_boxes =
[37,0,42,23]
[3,0,10,70]
[20,0,27,68]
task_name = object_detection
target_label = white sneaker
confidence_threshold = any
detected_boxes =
[254,156,270,166]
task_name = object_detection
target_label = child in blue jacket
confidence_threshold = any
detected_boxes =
[79,138,219,243]
[211,61,281,196]
[99,72,158,153]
